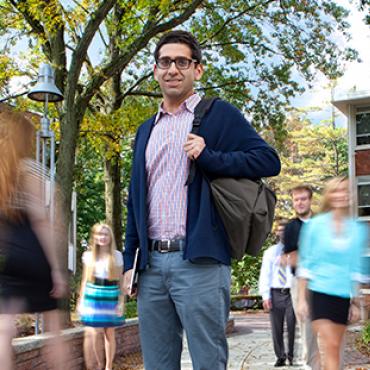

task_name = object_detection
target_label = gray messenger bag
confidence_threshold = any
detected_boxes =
[187,97,276,260]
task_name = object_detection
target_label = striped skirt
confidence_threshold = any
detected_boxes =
[80,281,125,327]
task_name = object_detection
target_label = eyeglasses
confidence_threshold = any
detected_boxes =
[156,57,198,70]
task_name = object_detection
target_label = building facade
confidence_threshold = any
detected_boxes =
[332,90,370,317]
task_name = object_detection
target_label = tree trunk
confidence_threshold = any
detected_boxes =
[56,107,82,326]
[104,152,123,249]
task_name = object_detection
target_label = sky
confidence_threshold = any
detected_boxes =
[290,0,370,125]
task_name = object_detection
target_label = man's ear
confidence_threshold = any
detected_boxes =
[194,63,204,81]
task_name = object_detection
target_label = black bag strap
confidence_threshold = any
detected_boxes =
[186,97,218,186]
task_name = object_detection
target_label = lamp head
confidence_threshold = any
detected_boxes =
[28,63,63,102]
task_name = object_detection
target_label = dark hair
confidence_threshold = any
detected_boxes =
[276,218,289,227]
[154,30,202,63]
[273,218,288,233]
[290,184,313,199]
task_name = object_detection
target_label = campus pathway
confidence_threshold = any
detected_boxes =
[117,311,370,370]
[180,311,306,370]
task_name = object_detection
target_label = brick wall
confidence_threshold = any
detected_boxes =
[13,317,235,369]
[355,149,370,176]
[13,319,140,370]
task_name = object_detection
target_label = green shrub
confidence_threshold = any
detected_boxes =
[125,299,138,319]
[362,321,370,345]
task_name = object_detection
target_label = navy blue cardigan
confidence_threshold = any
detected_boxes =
[123,99,281,271]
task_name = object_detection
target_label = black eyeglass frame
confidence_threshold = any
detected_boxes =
[156,57,199,70]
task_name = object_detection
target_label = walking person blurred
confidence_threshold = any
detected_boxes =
[297,177,368,370]
[259,219,296,367]
[78,223,124,370]
[0,111,68,370]
[283,184,321,369]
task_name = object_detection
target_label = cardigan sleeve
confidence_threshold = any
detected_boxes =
[196,146,280,179]
[123,131,141,272]
[195,101,281,179]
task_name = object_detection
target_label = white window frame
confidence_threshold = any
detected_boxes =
[356,176,370,221]
[355,106,370,150]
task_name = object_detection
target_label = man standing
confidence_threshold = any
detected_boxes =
[122,30,281,370]
[259,219,296,367]
[283,185,320,370]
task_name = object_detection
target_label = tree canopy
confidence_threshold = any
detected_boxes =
[1,0,359,127]
[359,0,370,25]
[0,0,359,272]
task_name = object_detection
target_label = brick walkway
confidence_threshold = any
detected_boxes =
[343,326,370,369]
[114,352,143,370]
[115,311,370,370]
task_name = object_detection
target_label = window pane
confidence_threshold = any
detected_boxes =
[356,112,370,135]
[356,135,370,145]
[358,184,370,206]
[358,207,370,217]
[357,136,370,145]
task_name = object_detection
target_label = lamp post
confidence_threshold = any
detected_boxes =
[28,64,64,334]
[28,64,63,228]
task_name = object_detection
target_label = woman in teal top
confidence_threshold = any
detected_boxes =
[297,177,368,370]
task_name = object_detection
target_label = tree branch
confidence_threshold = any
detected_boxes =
[198,79,261,91]
[9,0,66,91]
[120,71,153,100]
[9,0,51,58]
[68,0,110,49]
[202,41,279,56]
[110,3,126,111]
[79,0,204,110]
[65,0,116,115]
[125,90,162,98]
[0,4,15,12]
[49,26,67,93]
[199,0,276,46]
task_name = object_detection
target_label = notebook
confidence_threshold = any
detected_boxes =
[128,248,139,296]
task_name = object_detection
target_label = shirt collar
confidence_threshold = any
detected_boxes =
[154,93,202,124]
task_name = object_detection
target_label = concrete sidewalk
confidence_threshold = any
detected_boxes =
[180,311,370,370]
[116,310,369,369]
[181,311,305,370]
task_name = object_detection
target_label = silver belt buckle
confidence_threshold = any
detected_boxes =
[159,240,170,253]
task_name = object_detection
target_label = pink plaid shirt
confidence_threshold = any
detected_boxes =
[146,93,201,240]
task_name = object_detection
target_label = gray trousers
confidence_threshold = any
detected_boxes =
[291,276,321,370]
[137,251,231,370]
[270,289,296,360]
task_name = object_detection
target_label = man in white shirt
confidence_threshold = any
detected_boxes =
[259,219,296,367]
